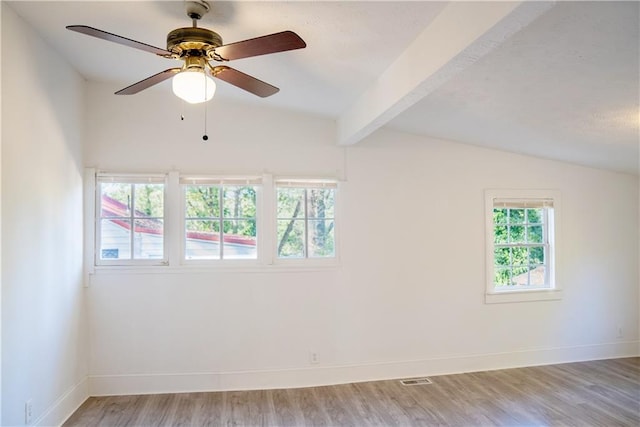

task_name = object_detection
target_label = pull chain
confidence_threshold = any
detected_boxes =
[202,73,209,141]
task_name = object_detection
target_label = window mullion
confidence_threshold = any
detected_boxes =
[506,208,511,244]
[130,183,136,260]
[219,187,224,260]
[93,173,100,267]
[167,171,180,266]
[261,174,274,265]
[543,208,549,245]
[526,247,531,286]
[304,189,309,258]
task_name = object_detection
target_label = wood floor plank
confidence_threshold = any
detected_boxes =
[334,382,387,426]
[63,395,108,426]
[64,357,640,426]
[292,387,331,425]
[134,393,175,426]
[353,381,408,426]
[270,388,304,426]
[190,390,224,426]
[377,380,444,425]
[314,385,357,426]
[168,392,197,427]
[226,390,250,426]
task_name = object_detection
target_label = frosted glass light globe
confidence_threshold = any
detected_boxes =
[172,69,216,104]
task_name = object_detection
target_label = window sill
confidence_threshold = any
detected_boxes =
[485,288,562,304]
[91,261,340,276]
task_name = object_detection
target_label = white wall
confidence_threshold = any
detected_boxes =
[0,3,3,421]
[1,4,88,426]
[85,82,639,395]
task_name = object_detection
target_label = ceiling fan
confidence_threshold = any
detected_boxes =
[66,0,306,103]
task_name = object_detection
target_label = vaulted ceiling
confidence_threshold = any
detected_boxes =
[6,1,639,174]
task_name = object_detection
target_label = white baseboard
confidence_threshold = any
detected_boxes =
[35,377,89,427]
[89,340,639,397]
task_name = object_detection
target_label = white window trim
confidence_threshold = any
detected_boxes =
[83,168,97,285]
[274,177,339,265]
[95,172,169,266]
[485,189,562,304]
[179,174,263,266]
[85,170,341,273]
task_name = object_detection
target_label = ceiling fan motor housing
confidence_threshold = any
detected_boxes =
[166,27,223,59]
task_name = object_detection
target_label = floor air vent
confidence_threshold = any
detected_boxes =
[400,377,433,386]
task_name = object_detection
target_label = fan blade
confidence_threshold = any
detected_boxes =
[66,25,172,57]
[214,31,306,61]
[211,66,279,98]
[115,68,181,95]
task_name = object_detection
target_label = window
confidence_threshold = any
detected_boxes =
[182,178,260,261]
[276,180,336,259]
[89,171,340,268]
[96,175,166,265]
[485,189,561,303]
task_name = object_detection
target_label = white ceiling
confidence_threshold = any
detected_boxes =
[387,1,640,174]
[6,1,640,174]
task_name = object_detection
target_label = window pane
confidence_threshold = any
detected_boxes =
[494,267,511,287]
[526,208,543,224]
[494,247,511,266]
[277,219,305,258]
[509,209,525,224]
[307,189,335,219]
[133,219,163,259]
[511,266,530,286]
[134,184,164,217]
[277,188,305,218]
[185,186,220,218]
[100,218,131,259]
[529,266,546,286]
[512,247,528,266]
[185,220,220,259]
[101,183,131,217]
[509,225,525,243]
[529,246,545,265]
[494,225,508,244]
[308,219,335,258]
[223,186,257,219]
[528,225,543,243]
[223,220,257,259]
[493,208,507,225]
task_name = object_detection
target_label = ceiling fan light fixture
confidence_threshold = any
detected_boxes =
[172,68,216,104]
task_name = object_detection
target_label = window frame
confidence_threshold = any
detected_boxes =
[87,170,340,271]
[179,176,262,265]
[485,189,562,304]
[274,178,339,264]
[95,173,169,266]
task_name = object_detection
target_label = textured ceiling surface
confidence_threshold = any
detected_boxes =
[6,1,639,174]
[387,1,640,173]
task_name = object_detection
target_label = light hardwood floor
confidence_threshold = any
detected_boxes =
[65,357,639,426]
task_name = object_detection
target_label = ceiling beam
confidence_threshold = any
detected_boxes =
[336,1,556,146]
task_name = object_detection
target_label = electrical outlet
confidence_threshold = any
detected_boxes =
[310,352,319,364]
[25,399,33,424]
